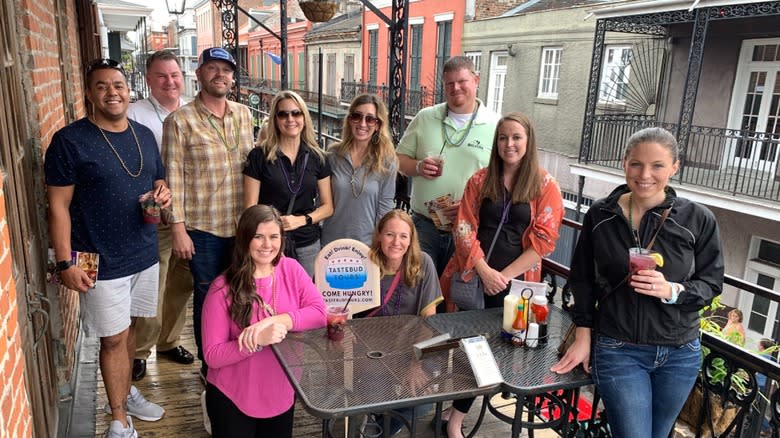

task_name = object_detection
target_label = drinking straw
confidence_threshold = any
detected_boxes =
[341,292,355,313]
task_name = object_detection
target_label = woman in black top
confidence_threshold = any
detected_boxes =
[243,90,333,276]
[552,127,724,438]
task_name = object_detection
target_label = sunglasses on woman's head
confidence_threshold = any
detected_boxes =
[348,112,379,126]
[276,110,304,119]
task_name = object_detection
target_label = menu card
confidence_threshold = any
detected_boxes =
[459,335,503,387]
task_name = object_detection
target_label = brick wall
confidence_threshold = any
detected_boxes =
[17,0,85,407]
[475,0,528,20]
[0,184,33,437]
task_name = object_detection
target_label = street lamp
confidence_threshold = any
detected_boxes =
[165,0,186,15]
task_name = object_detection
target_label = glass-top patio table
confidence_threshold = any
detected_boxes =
[272,307,592,437]
[272,314,498,437]
[426,307,593,438]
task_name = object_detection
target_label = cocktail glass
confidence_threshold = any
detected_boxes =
[326,306,349,341]
[629,247,657,273]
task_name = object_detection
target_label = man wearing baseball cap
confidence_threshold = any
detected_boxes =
[161,47,253,381]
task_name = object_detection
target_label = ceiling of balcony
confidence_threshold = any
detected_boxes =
[97,0,153,32]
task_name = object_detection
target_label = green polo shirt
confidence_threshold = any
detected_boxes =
[397,101,500,218]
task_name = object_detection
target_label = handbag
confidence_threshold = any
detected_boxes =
[558,206,672,356]
[450,197,510,311]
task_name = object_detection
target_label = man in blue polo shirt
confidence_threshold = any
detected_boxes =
[45,59,171,438]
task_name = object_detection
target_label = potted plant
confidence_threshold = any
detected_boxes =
[678,297,776,436]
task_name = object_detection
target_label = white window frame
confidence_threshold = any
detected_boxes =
[599,45,633,103]
[537,46,562,99]
[465,51,482,76]
[487,51,508,114]
[739,236,780,342]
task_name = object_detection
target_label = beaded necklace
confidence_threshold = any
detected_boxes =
[149,99,166,124]
[258,268,277,317]
[381,270,404,316]
[440,103,479,150]
[207,113,239,151]
[92,119,144,178]
[278,149,309,195]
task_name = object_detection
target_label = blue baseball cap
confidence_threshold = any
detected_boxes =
[198,47,237,71]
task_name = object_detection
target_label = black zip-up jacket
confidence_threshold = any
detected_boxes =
[570,185,724,346]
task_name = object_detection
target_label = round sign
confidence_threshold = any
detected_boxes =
[248,94,261,105]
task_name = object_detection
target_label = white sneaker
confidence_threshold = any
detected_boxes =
[201,390,212,435]
[104,416,137,438]
[104,385,165,421]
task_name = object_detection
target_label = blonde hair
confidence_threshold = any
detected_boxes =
[480,112,542,203]
[328,94,397,176]
[369,210,423,287]
[261,90,325,163]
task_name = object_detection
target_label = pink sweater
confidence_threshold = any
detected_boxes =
[202,256,327,418]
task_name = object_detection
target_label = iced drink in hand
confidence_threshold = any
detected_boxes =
[326,306,349,341]
[629,248,664,273]
[426,152,444,177]
[139,193,161,224]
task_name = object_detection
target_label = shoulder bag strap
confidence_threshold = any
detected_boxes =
[366,270,403,317]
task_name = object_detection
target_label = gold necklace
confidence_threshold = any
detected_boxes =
[350,164,368,198]
[93,119,144,178]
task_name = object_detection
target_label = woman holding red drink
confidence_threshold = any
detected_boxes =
[552,127,725,438]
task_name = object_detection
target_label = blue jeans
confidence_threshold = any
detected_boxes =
[294,241,320,278]
[188,230,234,363]
[592,335,701,438]
[412,213,454,277]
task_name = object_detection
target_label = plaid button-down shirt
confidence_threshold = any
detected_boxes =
[162,94,254,237]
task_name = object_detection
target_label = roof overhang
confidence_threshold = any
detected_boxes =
[587,0,769,19]
[97,0,154,32]
[570,163,780,222]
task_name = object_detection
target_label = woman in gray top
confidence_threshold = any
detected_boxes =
[321,94,397,246]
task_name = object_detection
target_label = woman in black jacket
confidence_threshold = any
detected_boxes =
[552,127,724,438]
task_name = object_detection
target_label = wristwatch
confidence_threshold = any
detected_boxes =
[304,214,313,226]
[55,260,74,273]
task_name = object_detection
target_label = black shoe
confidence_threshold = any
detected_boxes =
[157,346,195,365]
[132,359,146,381]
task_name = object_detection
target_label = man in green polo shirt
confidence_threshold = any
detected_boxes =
[397,56,501,275]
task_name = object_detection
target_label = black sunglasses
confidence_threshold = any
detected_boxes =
[276,109,304,119]
[85,58,127,77]
[348,112,379,126]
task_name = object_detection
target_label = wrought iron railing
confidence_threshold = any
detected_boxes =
[583,114,780,202]
[543,217,780,438]
[340,80,435,117]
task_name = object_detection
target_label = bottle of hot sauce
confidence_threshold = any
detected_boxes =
[530,295,549,345]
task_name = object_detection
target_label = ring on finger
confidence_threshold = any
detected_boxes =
[650,284,654,290]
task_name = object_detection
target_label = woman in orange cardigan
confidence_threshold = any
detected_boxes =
[439,112,564,438]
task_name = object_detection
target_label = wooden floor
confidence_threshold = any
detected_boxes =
[88,299,558,437]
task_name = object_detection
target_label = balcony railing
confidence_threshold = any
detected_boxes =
[583,114,780,202]
[340,80,435,117]
[542,218,780,438]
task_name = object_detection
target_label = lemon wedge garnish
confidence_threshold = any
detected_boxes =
[650,253,664,267]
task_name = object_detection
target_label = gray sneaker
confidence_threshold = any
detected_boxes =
[104,416,137,438]
[104,385,165,421]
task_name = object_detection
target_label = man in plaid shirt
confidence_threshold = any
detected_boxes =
[161,47,254,379]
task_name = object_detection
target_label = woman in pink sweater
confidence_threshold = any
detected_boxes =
[202,204,327,437]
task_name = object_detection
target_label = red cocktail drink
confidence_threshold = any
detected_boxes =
[629,247,657,273]
[326,306,349,341]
